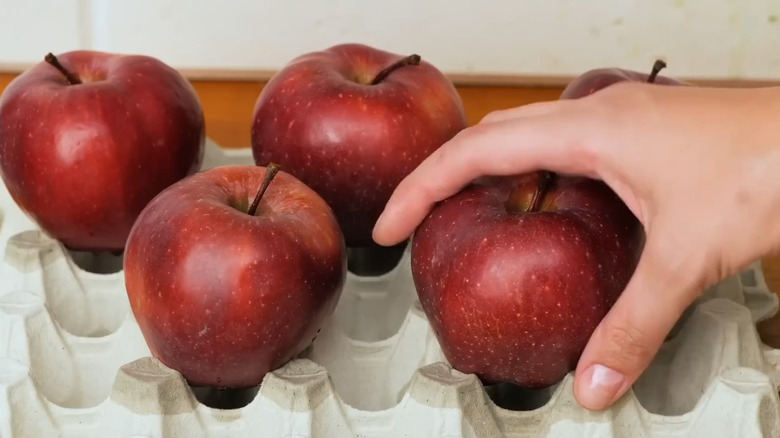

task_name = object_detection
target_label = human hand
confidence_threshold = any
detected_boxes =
[372,81,780,410]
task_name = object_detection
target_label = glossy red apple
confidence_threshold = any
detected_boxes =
[561,60,687,99]
[411,172,644,388]
[0,51,205,252]
[124,164,346,388]
[251,43,467,248]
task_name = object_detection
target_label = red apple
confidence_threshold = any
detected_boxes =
[0,51,205,252]
[561,59,687,99]
[124,164,346,388]
[251,43,467,248]
[411,172,644,388]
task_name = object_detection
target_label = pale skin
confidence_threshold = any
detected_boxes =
[372,81,780,410]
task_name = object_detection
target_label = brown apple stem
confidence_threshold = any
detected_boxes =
[247,163,281,216]
[370,54,421,85]
[647,60,667,83]
[526,171,554,213]
[44,53,81,85]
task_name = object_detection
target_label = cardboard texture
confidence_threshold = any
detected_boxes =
[1,140,779,437]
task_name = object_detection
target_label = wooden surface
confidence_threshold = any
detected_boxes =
[2,72,780,346]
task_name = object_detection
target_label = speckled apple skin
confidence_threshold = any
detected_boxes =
[411,175,644,388]
[251,43,468,247]
[124,165,346,388]
[0,50,204,252]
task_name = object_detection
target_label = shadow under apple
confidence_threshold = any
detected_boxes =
[484,381,557,411]
[346,240,408,277]
[68,248,125,274]
[190,384,261,410]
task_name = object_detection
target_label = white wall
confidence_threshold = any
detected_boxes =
[1,0,779,81]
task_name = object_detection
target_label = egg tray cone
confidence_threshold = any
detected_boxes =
[0,140,779,438]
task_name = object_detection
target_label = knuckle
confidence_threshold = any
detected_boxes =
[430,141,454,172]
[417,176,445,203]
[603,324,653,368]
[572,82,657,171]
[589,82,655,126]
[479,109,508,124]
[644,231,709,303]
[595,80,649,102]
[438,127,479,163]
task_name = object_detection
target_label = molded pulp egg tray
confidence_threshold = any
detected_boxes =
[1,140,780,438]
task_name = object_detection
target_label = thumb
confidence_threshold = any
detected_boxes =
[573,232,702,410]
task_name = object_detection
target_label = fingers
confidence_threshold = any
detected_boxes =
[573,232,700,410]
[373,100,600,246]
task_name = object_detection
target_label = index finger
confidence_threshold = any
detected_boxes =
[372,101,600,246]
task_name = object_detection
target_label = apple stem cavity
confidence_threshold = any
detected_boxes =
[370,54,422,85]
[526,171,555,213]
[247,163,281,216]
[647,60,667,84]
[44,53,81,85]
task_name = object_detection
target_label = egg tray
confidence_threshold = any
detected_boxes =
[1,140,779,438]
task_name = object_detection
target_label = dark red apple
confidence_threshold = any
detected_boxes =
[411,172,644,388]
[0,51,205,252]
[124,164,346,388]
[251,43,468,249]
[561,59,687,99]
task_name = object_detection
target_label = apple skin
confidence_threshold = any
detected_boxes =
[411,173,644,388]
[251,43,468,247]
[124,165,346,388]
[0,50,205,252]
[560,63,687,99]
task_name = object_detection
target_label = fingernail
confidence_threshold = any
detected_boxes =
[578,364,625,410]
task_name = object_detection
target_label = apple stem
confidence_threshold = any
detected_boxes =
[526,171,554,213]
[647,60,667,83]
[44,53,81,85]
[247,163,281,216]
[370,54,422,85]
